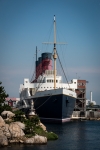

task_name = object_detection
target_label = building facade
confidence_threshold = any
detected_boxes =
[5,98,20,107]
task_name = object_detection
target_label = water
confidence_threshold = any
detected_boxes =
[1,120,100,150]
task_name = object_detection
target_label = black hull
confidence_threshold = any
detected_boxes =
[32,94,75,123]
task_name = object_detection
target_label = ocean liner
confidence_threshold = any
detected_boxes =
[19,16,77,123]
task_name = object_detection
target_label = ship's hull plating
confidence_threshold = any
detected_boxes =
[32,94,75,123]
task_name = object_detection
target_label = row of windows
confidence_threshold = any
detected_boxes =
[78,83,86,86]
[47,80,58,83]
[36,87,67,89]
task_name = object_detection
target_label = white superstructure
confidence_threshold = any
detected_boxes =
[19,70,78,100]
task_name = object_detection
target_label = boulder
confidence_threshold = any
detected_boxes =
[24,135,47,144]
[0,126,9,146]
[1,111,15,119]
[0,116,5,132]
[3,124,11,139]
[14,122,25,130]
[0,116,5,128]
[9,139,19,143]
[34,135,47,144]
[39,122,47,131]
[25,137,34,144]
[9,122,25,138]
[0,134,8,146]
[0,128,4,136]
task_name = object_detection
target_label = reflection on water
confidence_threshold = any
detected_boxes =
[1,121,100,150]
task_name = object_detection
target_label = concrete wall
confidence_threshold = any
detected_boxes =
[86,111,100,118]
[72,111,100,119]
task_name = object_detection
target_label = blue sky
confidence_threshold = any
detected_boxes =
[0,0,100,104]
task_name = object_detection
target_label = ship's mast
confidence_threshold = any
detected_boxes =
[36,46,37,79]
[53,15,57,89]
[36,46,37,61]
[42,15,67,89]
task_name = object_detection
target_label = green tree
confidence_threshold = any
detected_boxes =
[24,116,40,135]
[89,102,94,107]
[0,82,12,114]
[0,82,8,105]
[13,110,25,122]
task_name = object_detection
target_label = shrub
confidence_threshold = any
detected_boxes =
[24,115,39,136]
[13,110,25,122]
[46,132,58,140]
[0,104,12,115]
[34,126,58,140]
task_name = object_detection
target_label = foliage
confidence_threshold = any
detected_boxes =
[0,82,9,105]
[29,115,40,125]
[4,104,12,111]
[24,119,35,135]
[47,132,58,140]
[0,82,12,114]
[24,116,40,136]
[13,109,25,116]
[89,102,94,107]
[34,126,47,137]
[34,126,58,140]
[13,110,25,122]
[0,104,12,113]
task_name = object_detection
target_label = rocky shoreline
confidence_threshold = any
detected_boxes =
[0,111,58,147]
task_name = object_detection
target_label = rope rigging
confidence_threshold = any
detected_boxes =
[35,95,52,110]
[56,50,70,88]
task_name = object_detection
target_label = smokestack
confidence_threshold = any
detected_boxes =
[90,91,92,102]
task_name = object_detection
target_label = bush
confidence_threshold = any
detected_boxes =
[13,110,25,122]
[0,104,12,115]
[46,132,58,140]
[22,115,39,136]
[34,126,58,140]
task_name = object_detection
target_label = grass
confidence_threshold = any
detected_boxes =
[34,126,58,140]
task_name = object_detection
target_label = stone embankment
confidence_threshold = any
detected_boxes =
[0,112,47,147]
[72,111,100,120]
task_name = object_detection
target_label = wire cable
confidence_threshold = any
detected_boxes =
[56,50,70,88]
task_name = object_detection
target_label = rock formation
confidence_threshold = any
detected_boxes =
[0,115,47,147]
[39,122,47,131]
[1,111,15,119]
[9,122,25,138]
[25,135,47,144]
